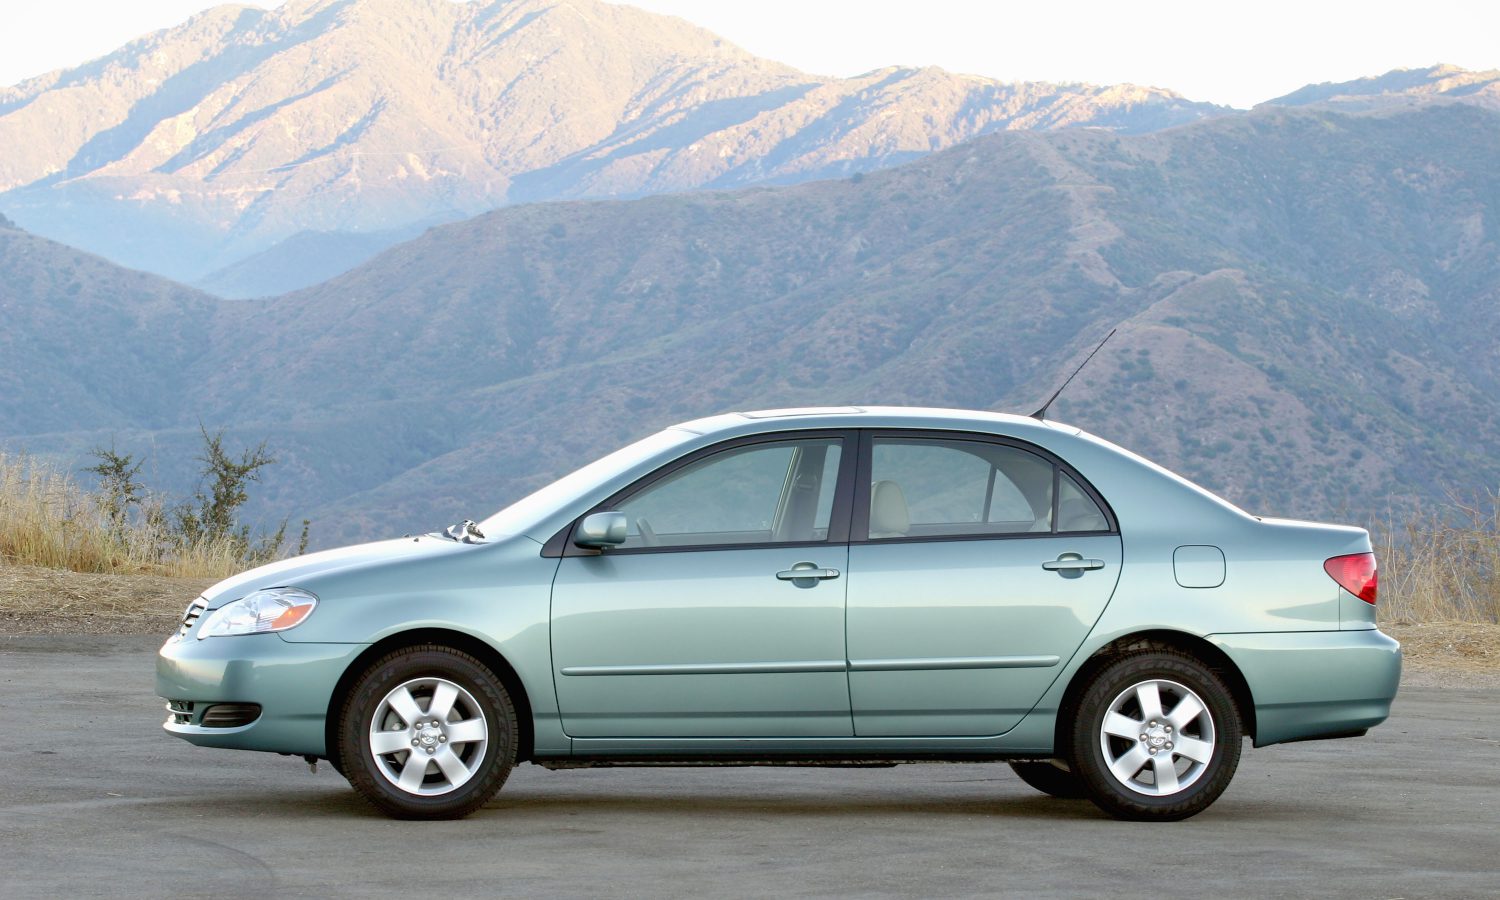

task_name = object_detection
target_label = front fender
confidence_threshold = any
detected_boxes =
[278,536,564,752]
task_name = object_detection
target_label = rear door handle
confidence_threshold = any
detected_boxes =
[776,562,841,582]
[1042,555,1105,572]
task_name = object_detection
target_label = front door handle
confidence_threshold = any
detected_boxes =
[776,562,841,582]
[1042,554,1105,572]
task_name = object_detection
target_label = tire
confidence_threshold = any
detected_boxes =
[338,644,518,820]
[1067,647,1242,821]
[1009,761,1087,799]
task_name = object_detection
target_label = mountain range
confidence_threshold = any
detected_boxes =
[1265,63,1500,112]
[4,93,1498,548]
[0,0,1232,293]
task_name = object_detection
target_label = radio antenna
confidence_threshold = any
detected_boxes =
[1030,328,1117,420]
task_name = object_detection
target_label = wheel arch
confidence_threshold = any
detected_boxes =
[325,628,535,769]
[1055,629,1257,753]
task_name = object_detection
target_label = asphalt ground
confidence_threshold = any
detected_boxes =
[1,636,1496,899]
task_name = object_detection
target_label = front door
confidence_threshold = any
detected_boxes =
[551,434,854,738]
[845,433,1123,736]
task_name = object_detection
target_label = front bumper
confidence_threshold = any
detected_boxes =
[157,632,363,756]
[1211,628,1401,747]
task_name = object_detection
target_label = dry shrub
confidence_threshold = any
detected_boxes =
[1373,492,1500,625]
[0,453,250,580]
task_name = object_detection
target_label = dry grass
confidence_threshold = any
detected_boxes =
[0,453,251,580]
[1373,493,1500,625]
[1382,623,1500,673]
[0,563,213,634]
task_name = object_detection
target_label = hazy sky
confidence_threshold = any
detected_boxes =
[2,0,1497,108]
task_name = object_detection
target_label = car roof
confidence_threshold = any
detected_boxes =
[673,406,1083,438]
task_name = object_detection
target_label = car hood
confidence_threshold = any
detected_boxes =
[199,535,486,607]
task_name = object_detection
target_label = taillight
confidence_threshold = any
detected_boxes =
[1324,553,1378,604]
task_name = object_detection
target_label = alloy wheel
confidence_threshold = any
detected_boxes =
[368,677,490,796]
[1097,678,1216,797]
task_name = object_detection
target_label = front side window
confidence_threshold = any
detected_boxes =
[866,436,1108,539]
[611,438,843,549]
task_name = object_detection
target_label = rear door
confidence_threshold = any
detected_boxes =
[845,431,1122,736]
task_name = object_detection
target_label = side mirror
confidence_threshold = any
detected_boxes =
[575,511,628,549]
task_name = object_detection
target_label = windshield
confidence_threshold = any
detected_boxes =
[478,428,697,537]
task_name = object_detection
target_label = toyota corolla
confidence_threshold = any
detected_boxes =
[158,407,1400,820]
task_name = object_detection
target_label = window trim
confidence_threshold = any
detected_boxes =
[547,430,859,558]
[850,429,1118,545]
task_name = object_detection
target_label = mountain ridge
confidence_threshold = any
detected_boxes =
[0,0,1226,286]
[1265,63,1500,111]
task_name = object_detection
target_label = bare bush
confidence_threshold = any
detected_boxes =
[1373,491,1500,624]
[0,439,300,579]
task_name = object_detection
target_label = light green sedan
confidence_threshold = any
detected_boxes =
[158,407,1399,820]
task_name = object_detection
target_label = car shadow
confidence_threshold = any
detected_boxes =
[150,784,1102,822]
[147,773,1326,824]
[482,790,1103,821]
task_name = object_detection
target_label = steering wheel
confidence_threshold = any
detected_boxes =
[636,517,660,547]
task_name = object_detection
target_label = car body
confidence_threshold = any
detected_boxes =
[158,406,1400,820]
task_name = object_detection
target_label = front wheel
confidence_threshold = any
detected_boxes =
[338,644,518,819]
[1068,648,1242,821]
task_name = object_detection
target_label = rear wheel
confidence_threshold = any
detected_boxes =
[1008,761,1087,799]
[1068,648,1242,821]
[338,644,518,819]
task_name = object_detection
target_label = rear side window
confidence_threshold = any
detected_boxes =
[865,436,1110,540]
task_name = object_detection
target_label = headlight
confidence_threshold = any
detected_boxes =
[197,587,318,639]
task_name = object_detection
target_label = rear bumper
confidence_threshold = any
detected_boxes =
[157,632,361,756]
[1210,629,1401,747]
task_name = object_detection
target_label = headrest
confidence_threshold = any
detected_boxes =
[1059,497,1106,532]
[870,480,910,538]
